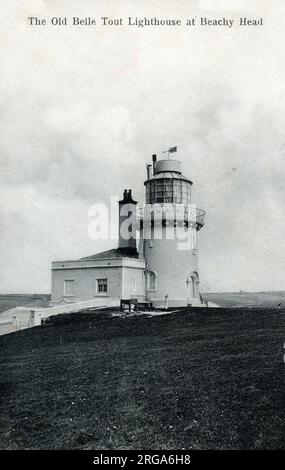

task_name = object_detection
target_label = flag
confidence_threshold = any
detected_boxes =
[169,146,177,153]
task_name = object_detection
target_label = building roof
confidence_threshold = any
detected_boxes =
[145,171,192,184]
[79,247,139,261]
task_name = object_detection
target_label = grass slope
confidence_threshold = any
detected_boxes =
[0,308,284,449]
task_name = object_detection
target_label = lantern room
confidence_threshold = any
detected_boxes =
[145,155,193,205]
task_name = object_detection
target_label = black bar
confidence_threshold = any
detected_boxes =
[0,450,284,468]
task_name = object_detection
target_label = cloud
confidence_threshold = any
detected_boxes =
[0,0,285,293]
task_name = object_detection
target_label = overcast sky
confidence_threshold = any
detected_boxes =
[0,0,285,293]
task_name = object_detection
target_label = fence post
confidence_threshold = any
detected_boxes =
[165,295,169,310]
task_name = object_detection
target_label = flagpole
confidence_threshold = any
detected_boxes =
[162,146,177,159]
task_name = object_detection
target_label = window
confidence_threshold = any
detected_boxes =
[96,278,108,295]
[146,178,192,205]
[64,279,75,296]
[147,271,157,291]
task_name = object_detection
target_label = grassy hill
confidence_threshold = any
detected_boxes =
[0,307,284,449]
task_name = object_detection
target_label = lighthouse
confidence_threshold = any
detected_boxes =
[51,148,205,308]
[139,153,205,307]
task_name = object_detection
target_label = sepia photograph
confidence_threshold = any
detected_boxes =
[0,0,284,466]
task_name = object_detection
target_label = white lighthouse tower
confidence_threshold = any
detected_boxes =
[139,152,205,307]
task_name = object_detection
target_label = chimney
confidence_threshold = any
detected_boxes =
[123,189,128,202]
[118,189,138,255]
[152,154,157,175]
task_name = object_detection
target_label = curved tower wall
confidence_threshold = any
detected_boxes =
[143,232,200,307]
